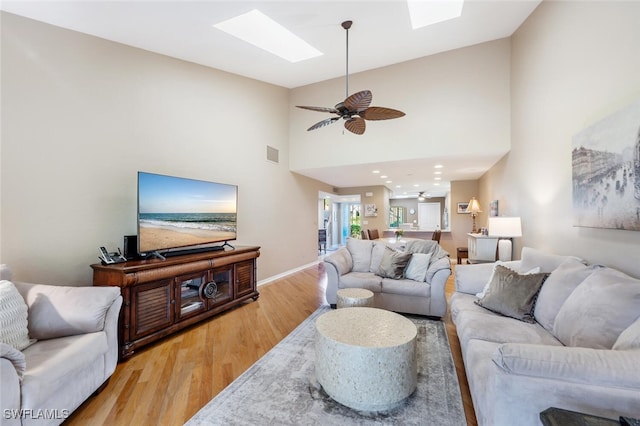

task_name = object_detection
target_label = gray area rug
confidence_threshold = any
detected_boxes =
[186,305,465,425]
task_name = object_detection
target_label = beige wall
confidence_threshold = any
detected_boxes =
[479,1,640,276]
[288,38,512,176]
[0,12,332,285]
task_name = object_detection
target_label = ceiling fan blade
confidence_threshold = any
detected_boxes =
[307,117,340,131]
[344,117,366,135]
[344,90,372,112]
[360,106,406,121]
[296,105,339,114]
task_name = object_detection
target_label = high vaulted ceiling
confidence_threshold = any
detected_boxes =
[1,1,540,89]
[1,1,542,196]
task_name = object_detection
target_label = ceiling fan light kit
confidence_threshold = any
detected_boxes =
[296,21,405,135]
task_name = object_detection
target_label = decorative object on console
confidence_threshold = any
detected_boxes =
[490,200,499,217]
[572,98,640,231]
[296,21,405,135]
[465,197,482,233]
[488,216,523,261]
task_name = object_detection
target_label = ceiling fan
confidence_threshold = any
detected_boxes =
[296,21,405,135]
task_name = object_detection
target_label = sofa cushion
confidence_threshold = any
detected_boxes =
[0,280,35,351]
[369,242,387,273]
[475,266,548,323]
[404,252,432,282]
[553,267,640,349]
[22,332,108,410]
[519,246,583,273]
[381,278,430,298]
[339,272,382,293]
[376,247,412,279]
[346,238,373,273]
[533,259,601,332]
[613,316,640,351]
[17,283,121,340]
[454,307,563,348]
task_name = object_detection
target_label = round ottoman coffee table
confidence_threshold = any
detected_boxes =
[336,288,374,308]
[315,307,418,411]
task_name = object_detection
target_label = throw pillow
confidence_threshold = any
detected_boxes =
[346,238,374,273]
[404,252,432,282]
[475,265,548,323]
[0,280,35,351]
[553,268,640,349]
[376,247,412,279]
[533,258,601,332]
[613,316,640,351]
[475,262,540,298]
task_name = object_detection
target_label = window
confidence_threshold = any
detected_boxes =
[389,207,405,228]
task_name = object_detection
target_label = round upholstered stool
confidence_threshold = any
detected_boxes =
[336,288,374,308]
[315,307,418,411]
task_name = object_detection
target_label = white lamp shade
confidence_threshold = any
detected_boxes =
[488,217,522,237]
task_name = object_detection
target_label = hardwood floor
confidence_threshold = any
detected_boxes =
[64,262,477,425]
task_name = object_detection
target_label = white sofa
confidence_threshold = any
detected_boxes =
[451,247,640,425]
[0,265,122,426]
[324,238,451,317]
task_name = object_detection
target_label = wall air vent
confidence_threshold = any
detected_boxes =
[266,145,279,163]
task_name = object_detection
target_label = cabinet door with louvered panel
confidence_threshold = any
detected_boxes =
[234,260,255,298]
[131,279,174,340]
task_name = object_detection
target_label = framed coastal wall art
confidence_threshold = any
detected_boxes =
[572,99,640,231]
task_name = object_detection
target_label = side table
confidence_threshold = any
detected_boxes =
[336,288,374,308]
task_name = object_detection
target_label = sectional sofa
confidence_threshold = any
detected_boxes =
[451,247,640,425]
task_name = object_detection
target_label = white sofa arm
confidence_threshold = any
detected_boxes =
[1,344,23,426]
[429,268,451,317]
[14,282,121,340]
[493,343,640,389]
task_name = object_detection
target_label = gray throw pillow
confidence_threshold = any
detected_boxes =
[376,247,412,279]
[475,265,548,323]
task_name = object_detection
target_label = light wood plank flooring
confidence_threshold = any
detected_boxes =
[64,262,477,425]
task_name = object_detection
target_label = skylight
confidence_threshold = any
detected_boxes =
[407,0,464,29]
[213,9,322,63]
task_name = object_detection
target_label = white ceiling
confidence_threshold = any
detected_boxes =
[1,0,542,197]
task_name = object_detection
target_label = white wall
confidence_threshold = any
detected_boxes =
[480,1,640,277]
[1,12,331,285]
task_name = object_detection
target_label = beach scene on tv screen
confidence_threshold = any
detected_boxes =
[138,173,237,253]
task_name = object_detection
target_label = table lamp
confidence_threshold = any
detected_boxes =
[465,197,482,233]
[488,217,522,261]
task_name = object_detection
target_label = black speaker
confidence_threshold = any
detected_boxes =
[123,235,138,260]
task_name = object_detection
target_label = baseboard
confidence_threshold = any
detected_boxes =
[257,260,320,287]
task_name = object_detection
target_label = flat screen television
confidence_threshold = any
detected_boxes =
[137,171,237,255]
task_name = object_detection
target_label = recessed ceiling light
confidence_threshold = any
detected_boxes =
[434,171,442,175]
[213,9,322,63]
[381,175,388,179]
[434,164,444,169]
[435,177,442,181]
[386,180,392,184]
[372,170,380,174]
[407,0,464,30]
[413,184,420,187]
